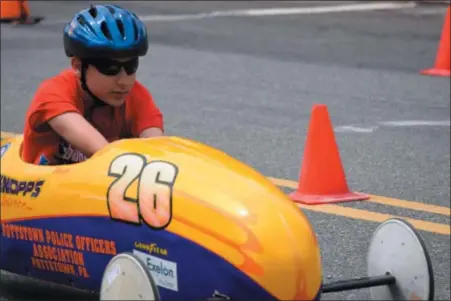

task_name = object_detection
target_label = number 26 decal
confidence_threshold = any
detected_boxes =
[106,153,178,230]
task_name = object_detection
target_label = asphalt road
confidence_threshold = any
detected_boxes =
[1,1,450,300]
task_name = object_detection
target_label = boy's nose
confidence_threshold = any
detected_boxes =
[115,69,133,84]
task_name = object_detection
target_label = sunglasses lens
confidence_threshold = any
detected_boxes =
[86,58,139,76]
[123,58,139,75]
[100,64,122,75]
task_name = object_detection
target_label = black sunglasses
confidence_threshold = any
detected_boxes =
[84,57,139,76]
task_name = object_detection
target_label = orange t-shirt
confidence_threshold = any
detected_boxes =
[22,69,164,165]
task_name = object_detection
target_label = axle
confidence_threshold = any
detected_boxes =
[322,274,396,293]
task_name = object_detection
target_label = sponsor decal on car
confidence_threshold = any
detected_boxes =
[134,241,168,256]
[132,249,178,292]
[0,175,45,198]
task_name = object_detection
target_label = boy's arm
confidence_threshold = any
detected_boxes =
[139,127,164,138]
[130,82,164,138]
[28,72,110,158]
[48,112,109,157]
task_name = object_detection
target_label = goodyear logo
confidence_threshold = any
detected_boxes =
[0,175,45,198]
[134,242,168,256]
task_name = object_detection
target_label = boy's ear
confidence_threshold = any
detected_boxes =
[70,57,82,78]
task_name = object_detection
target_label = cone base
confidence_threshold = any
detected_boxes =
[420,67,451,77]
[289,190,370,205]
[0,16,43,25]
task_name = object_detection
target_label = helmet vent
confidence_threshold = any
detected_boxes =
[133,21,139,40]
[77,15,87,26]
[77,14,96,34]
[116,20,125,39]
[107,5,116,14]
[88,6,97,18]
[100,21,112,40]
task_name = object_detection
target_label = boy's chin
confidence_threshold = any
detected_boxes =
[105,97,126,107]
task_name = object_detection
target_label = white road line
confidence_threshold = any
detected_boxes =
[380,120,451,127]
[214,2,418,17]
[334,125,378,133]
[335,120,451,133]
[41,2,417,25]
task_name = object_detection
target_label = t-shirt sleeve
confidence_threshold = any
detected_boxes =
[28,77,82,133]
[129,82,164,137]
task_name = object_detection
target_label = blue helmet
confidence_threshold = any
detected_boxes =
[63,4,148,59]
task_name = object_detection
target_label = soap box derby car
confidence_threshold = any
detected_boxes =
[0,133,435,300]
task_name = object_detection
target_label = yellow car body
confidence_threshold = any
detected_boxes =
[1,133,322,300]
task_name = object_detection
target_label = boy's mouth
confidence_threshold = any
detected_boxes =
[111,91,128,95]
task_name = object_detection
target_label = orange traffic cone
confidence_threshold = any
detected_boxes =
[0,0,43,25]
[420,6,450,77]
[289,104,369,205]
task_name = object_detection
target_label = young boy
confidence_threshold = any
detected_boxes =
[21,4,164,165]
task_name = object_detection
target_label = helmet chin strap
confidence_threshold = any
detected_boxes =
[80,61,108,108]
